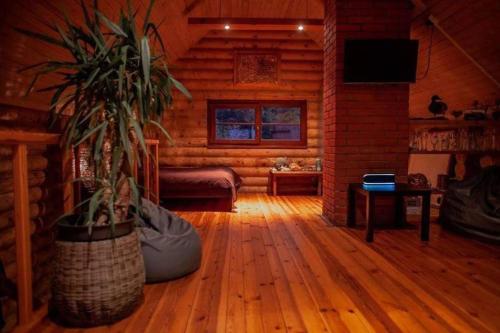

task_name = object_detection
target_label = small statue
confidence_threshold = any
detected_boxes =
[428,95,448,118]
[464,100,487,120]
[274,157,289,171]
[289,162,301,171]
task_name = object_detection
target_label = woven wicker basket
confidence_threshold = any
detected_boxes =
[50,229,145,327]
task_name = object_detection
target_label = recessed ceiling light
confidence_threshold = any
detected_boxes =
[224,24,231,30]
[297,24,304,31]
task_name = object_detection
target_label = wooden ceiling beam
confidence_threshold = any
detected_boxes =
[188,17,324,31]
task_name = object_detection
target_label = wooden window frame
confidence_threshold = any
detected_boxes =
[207,100,307,149]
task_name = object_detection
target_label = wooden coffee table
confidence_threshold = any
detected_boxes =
[347,183,431,242]
[269,170,322,196]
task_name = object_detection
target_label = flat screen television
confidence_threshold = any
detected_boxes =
[344,39,419,83]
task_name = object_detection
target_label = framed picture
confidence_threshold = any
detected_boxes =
[234,50,280,85]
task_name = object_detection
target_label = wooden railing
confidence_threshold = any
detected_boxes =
[142,139,160,204]
[0,130,65,332]
[0,130,159,331]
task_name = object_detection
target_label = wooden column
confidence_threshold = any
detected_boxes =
[12,144,33,325]
[143,149,150,200]
[153,143,159,204]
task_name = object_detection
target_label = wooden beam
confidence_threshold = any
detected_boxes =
[0,130,59,145]
[188,17,324,31]
[13,144,33,326]
[183,0,204,16]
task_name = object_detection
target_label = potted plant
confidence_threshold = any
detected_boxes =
[17,0,191,326]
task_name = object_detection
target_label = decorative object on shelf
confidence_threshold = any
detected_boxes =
[274,157,289,171]
[451,110,463,119]
[428,95,448,118]
[289,161,302,171]
[464,100,487,120]
[315,158,322,171]
[234,51,280,84]
[18,0,191,326]
[408,173,430,188]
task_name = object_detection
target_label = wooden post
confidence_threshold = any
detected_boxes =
[153,143,159,204]
[144,148,150,200]
[12,144,33,325]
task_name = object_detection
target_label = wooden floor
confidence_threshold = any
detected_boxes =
[32,194,500,333]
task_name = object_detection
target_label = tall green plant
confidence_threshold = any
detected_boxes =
[18,0,191,228]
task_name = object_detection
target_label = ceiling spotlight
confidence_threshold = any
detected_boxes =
[297,24,304,31]
[224,24,231,30]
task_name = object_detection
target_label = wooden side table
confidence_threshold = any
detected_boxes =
[269,170,322,196]
[347,183,431,242]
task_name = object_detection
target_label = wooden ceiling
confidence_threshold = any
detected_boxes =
[187,0,324,19]
[0,0,324,108]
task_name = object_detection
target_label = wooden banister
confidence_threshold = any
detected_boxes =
[0,130,63,331]
[142,139,160,204]
[1,130,158,330]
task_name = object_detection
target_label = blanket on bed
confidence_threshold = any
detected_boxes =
[159,166,242,201]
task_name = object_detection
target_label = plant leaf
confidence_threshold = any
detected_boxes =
[148,120,174,145]
[15,28,65,47]
[96,11,127,37]
[74,121,107,146]
[169,76,192,100]
[143,0,155,32]
[130,118,147,154]
[93,120,108,162]
[87,188,104,225]
[141,36,150,84]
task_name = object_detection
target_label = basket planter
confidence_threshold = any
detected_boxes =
[50,219,145,327]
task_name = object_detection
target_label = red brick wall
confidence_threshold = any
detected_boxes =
[410,0,500,117]
[323,0,412,224]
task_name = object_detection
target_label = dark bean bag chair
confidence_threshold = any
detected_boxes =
[439,166,500,242]
[137,199,202,283]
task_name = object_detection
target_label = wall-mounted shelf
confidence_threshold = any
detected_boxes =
[410,119,500,129]
[409,150,499,154]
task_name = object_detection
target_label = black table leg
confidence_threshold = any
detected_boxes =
[421,193,431,241]
[347,185,356,227]
[365,193,375,242]
[394,194,404,227]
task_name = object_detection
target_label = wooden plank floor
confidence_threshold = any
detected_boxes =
[32,194,500,333]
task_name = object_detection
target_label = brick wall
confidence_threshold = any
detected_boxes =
[410,0,500,117]
[323,0,412,224]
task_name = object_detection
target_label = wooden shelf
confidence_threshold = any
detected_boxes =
[410,119,500,129]
[410,150,499,154]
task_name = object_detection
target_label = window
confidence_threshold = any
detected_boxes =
[208,100,307,148]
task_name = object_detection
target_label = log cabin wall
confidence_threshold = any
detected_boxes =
[162,30,324,193]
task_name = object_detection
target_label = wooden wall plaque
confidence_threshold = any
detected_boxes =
[234,51,280,85]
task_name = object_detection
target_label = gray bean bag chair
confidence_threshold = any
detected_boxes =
[137,199,202,283]
[439,166,500,242]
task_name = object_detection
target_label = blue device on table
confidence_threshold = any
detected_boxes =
[362,173,395,191]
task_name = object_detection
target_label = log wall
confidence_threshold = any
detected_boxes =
[0,107,61,332]
[163,30,324,193]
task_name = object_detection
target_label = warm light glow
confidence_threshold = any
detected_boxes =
[297,24,304,31]
[224,24,231,30]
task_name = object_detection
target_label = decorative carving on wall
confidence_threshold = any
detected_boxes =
[234,51,280,85]
[409,127,497,152]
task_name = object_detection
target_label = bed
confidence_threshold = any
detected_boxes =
[159,166,242,212]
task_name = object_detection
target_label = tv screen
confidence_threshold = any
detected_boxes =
[344,39,419,83]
